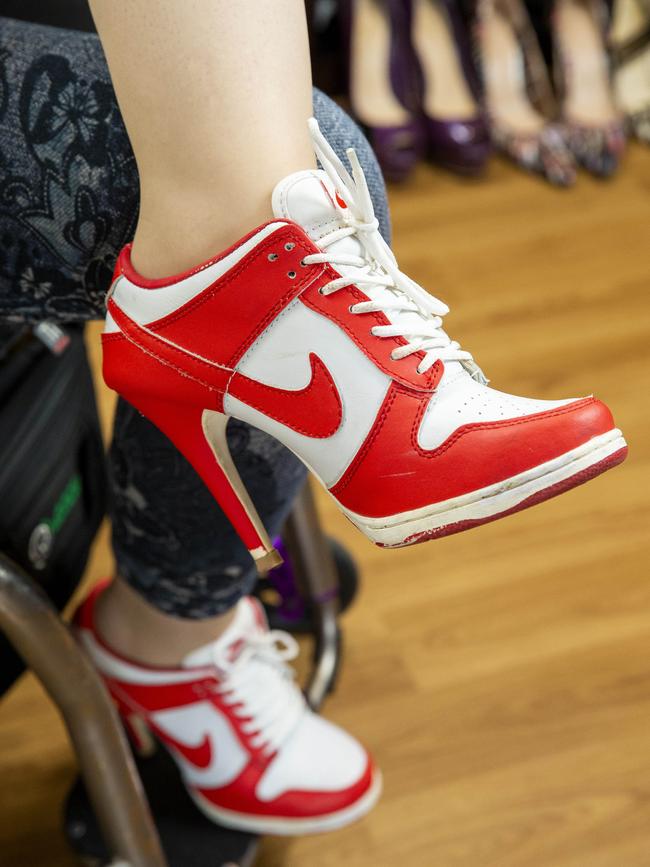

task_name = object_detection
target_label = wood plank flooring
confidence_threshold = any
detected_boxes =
[1,146,649,867]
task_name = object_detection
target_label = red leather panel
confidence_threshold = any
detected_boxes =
[105,303,228,406]
[102,327,224,410]
[146,225,325,368]
[331,387,615,516]
[198,757,375,818]
[229,353,342,439]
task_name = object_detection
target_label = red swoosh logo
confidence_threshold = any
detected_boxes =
[153,728,213,769]
[109,301,342,439]
[229,353,341,438]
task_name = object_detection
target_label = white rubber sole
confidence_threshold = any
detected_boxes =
[338,429,627,547]
[187,769,383,836]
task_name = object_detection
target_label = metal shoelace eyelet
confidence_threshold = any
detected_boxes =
[287,270,296,279]
[284,242,295,251]
[300,259,307,267]
[268,253,278,261]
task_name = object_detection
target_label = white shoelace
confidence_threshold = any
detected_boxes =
[212,630,305,756]
[305,118,485,380]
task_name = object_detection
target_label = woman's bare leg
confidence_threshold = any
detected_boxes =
[88,0,315,277]
[88,0,315,660]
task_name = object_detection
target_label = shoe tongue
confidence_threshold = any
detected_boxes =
[272,169,363,261]
[181,597,267,669]
[272,169,466,380]
[272,167,401,310]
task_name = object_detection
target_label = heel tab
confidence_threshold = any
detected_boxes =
[112,244,134,283]
[105,245,134,312]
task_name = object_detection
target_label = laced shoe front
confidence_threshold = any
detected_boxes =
[75,586,379,835]
[102,119,627,569]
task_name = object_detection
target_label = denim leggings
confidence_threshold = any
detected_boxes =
[0,17,390,618]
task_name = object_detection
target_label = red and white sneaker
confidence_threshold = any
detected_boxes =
[75,585,380,835]
[102,119,627,570]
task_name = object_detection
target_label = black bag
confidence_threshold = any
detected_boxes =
[0,322,106,696]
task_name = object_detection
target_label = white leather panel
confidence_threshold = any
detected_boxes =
[110,221,288,326]
[418,363,576,451]
[104,310,118,334]
[272,169,343,245]
[257,712,367,800]
[78,629,210,685]
[224,299,391,487]
[152,702,249,789]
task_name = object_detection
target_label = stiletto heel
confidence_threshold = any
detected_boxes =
[127,394,282,574]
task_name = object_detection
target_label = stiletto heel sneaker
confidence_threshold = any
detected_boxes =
[410,0,492,173]
[553,0,627,177]
[476,0,577,186]
[103,119,627,568]
[75,584,380,834]
[346,0,425,180]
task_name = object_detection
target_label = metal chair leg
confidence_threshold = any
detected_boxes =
[0,554,167,867]
[282,482,342,709]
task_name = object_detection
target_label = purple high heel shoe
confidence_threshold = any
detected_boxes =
[410,0,492,174]
[345,0,426,181]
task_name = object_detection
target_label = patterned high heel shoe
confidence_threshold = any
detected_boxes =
[346,0,425,180]
[553,0,627,177]
[611,0,650,144]
[475,0,577,186]
[410,0,492,174]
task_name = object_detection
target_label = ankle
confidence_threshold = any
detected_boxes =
[94,578,237,667]
[130,153,316,278]
[130,202,273,279]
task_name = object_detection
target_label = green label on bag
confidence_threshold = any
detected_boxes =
[28,474,82,570]
[47,474,82,533]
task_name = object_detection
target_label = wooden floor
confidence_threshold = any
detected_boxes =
[1,147,649,867]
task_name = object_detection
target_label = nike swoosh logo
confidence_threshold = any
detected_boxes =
[229,354,342,438]
[151,701,249,788]
[108,301,343,439]
[153,729,213,769]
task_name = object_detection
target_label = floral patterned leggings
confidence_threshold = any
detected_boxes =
[0,17,390,618]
